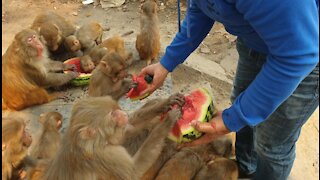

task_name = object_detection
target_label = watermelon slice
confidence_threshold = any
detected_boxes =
[63,58,92,86]
[167,88,217,143]
[127,74,153,101]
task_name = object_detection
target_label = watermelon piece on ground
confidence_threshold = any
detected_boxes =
[167,88,217,143]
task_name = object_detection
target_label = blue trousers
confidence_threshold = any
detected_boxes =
[232,38,319,180]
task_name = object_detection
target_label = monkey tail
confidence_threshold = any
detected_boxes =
[121,30,134,37]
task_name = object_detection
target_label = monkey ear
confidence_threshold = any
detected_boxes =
[100,61,112,73]
[79,127,97,140]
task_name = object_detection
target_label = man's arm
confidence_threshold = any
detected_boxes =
[222,0,319,131]
[160,2,215,72]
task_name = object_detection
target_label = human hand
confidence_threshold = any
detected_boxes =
[179,111,231,147]
[139,62,169,95]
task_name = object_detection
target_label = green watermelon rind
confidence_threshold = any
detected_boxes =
[64,71,92,86]
[168,88,216,143]
[129,93,150,101]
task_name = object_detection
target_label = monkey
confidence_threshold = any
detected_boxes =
[88,52,135,100]
[194,157,239,180]
[141,140,178,180]
[136,0,161,66]
[2,29,79,111]
[88,46,108,65]
[80,55,96,73]
[154,145,213,180]
[30,112,63,160]
[2,117,34,180]
[64,35,81,53]
[123,93,185,155]
[122,94,185,180]
[76,22,104,54]
[153,136,234,180]
[41,96,182,180]
[99,31,134,66]
[31,11,77,52]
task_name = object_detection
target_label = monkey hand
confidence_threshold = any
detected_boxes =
[123,78,138,92]
[139,62,169,96]
[64,64,77,71]
[179,111,231,148]
[167,108,182,123]
[67,71,80,79]
[163,93,185,112]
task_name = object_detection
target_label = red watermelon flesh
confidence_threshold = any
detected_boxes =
[167,88,215,143]
[127,74,152,101]
[64,57,82,73]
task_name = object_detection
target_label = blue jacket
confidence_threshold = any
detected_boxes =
[160,0,319,132]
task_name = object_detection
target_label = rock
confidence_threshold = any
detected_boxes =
[72,12,78,16]
[200,47,210,54]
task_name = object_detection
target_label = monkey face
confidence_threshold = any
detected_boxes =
[16,29,44,52]
[81,56,96,73]
[82,61,95,73]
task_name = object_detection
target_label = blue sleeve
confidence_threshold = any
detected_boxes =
[160,2,215,72]
[222,0,319,132]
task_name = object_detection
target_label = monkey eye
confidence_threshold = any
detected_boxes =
[32,35,36,39]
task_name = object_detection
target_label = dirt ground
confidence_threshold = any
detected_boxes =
[2,0,319,179]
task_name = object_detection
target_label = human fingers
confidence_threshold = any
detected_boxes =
[190,120,216,133]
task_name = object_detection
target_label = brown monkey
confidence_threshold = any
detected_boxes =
[123,93,185,155]
[136,0,161,65]
[42,96,181,180]
[31,11,77,52]
[80,55,96,73]
[2,117,34,180]
[141,140,178,180]
[88,52,135,100]
[99,32,134,65]
[76,22,104,54]
[154,145,212,180]
[2,29,79,111]
[88,46,108,65]
[123,94,185,180]
[194,157,239,180]
[30,112,63,160]
[153,136,234,180]
[64,35,81,53]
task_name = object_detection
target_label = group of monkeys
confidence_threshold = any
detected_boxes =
[2,0,160,111]
[2,0,239,179]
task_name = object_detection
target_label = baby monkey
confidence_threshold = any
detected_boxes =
[80,55,95,73]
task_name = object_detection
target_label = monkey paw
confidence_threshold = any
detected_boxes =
[164,93,185,112]
[67,71,80,79]
[168,108,182,123]
[124,79,138,92]
[64,64,77,71]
